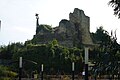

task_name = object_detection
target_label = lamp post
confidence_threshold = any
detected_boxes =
[83,43,97,80]
[41,64,44,80]
[72,62,75,80]
[85,47,89,80]
[19,57,22,80]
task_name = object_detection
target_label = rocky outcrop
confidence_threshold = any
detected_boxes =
[32,8,94,47]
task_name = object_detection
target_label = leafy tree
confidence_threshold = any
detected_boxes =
[109,0,120,18]
[0,42,24,60]
[91,26,120,77]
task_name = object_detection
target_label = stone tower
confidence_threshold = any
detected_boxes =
[69,8,93,46]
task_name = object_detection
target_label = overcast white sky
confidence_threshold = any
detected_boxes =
[0,0,120,45]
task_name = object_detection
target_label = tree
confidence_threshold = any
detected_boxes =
[0,42,24,60]
[0,65,17,80]
[109,0,120,18]
[91,26,120,78]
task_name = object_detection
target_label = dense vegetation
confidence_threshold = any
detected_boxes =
[0,26,120,79]
[90,26,120,78]
[0,65,17,80]
[12,40,83,75]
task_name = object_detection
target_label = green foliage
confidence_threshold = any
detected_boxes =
[91,26,111,45]
[12,40,83,74]
[51,39,59,46]
[68,47,83,62]
[115,51,120,60]
[0,65,17,79]
[36,24,53,34]
[91,26,120,76]
[0,42,24,59]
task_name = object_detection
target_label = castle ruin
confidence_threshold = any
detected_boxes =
[32,8,94,47]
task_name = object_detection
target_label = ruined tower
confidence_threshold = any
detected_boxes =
[69,8,93,46]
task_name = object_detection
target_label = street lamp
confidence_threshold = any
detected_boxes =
[19,57,22,80]
[72,62,75,80]
[84,47,89,80]
[83,44,97,80]
[41,64,44,80]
